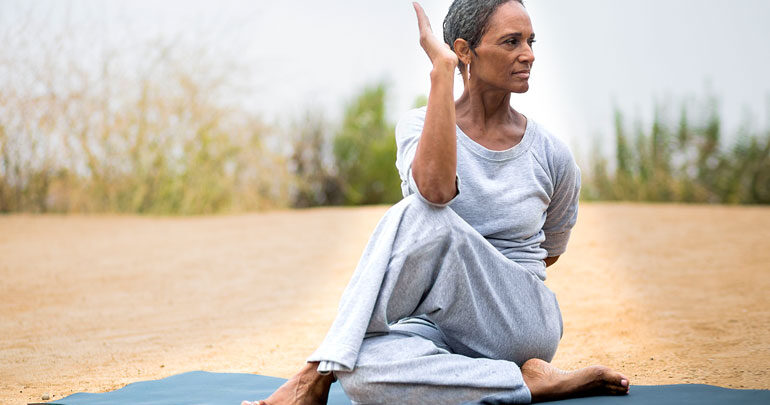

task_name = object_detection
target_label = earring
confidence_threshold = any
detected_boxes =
[467,62,471,81]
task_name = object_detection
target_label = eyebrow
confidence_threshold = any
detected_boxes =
[499,32,536,40]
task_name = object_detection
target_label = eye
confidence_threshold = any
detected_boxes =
[504,38,536,47]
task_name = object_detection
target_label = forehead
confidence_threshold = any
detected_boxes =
[482,2,533,40]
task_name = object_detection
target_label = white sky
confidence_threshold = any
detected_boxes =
[2,0,769,163]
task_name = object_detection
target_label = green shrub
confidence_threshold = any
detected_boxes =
[582,95,770,204]
[331,83,402,206]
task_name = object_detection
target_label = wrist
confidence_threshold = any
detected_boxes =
[430,61,456,81]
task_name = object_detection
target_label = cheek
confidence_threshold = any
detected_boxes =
[477,56,510,77]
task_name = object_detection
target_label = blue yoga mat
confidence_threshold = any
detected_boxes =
[45,370,769,405]
[45,371,349,405]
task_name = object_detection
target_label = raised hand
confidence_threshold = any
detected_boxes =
[412,2,458,69]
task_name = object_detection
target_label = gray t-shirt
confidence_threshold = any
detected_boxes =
[394,106,581,280]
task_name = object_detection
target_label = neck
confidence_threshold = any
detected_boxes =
[455,81,517,133]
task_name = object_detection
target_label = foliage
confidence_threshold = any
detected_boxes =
[582,95,770,204]
[287,110,344,207]
[2,5,767,213]
[286,83,404,207]
[330,83,402,206]
[0,34,289,214]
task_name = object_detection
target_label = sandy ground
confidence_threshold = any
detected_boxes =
[1,202,769,404]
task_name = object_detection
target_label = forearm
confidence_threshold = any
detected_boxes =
[411,60,457,204]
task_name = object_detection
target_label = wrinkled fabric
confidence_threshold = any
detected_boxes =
[308,108,581,404]
[308,196,563,404]
[395,106,581,281]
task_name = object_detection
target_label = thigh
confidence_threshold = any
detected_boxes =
[308,195,561,373]
[383,198,563,364]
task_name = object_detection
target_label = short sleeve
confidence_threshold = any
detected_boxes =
[394,107,460,207]
[540,142,581,257]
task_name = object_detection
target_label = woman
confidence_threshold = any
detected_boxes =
[245,1,630,404]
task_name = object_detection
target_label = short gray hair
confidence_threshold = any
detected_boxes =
[442,0,525,71]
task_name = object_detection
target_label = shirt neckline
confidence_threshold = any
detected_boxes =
[455,115,536,161]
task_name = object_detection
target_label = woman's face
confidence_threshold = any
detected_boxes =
[469,1,535,93]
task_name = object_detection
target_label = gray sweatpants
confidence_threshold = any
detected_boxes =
[307,195,563,404]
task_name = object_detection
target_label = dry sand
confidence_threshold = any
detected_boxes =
[1,202,769,404]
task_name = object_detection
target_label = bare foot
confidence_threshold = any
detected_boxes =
[241,362,335,405]
[521,358,630,402]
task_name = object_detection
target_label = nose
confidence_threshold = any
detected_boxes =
[519,43,535,66]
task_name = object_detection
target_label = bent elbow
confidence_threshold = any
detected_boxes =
[412,166,457,206]
[420,187,456,205]
[415,179,457,205]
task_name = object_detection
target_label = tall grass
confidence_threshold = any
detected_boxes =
[0,16,289,214]
[581,96,770,204]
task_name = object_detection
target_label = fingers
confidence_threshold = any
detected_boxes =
[412,2,433,35]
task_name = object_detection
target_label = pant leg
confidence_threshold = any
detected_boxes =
[336,331,531,405]
[307,195,562,396]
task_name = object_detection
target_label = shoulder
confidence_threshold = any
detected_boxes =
[395,106,427,140]
[527,119,579,183]
[528,120,574,164]
[398,105,427,122]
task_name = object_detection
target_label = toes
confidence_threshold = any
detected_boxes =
[591,366,630,395]
[603,376,630,395]
[618,371,630,385]
[602,368,629,388]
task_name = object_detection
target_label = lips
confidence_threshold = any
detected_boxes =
[513,70,530,79]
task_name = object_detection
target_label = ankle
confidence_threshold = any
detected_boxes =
[301,362,335,384]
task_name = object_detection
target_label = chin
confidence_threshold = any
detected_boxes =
[511,83,530,93]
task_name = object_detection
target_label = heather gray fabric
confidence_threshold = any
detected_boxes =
[307,195,563,404]
[307,107,580,404]
[395,106,581,281]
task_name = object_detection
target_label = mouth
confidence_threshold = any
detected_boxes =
[513,70,530,79]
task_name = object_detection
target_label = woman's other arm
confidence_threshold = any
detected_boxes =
[544,256,560,267]
[412,2,458,205]
[541,135,581,260]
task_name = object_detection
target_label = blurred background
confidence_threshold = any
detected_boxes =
[1,0,769,214]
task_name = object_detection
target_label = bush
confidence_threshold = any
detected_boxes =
[582,95,770,204]
[0,23,288,214]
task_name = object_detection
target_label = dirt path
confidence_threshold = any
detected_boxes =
[1,202,768,404]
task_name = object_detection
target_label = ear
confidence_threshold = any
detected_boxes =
[453,38,473,67]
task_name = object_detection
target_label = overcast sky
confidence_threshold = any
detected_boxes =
[2,0,769,163]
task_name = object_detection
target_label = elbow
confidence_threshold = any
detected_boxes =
[544,255,560,268]
[420,186,457,205]
[411,165,457,206]
[413,175,457,205]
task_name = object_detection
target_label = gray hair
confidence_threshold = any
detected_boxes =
[442,0,525,71]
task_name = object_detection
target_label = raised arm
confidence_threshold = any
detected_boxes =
[411,2,459,205]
